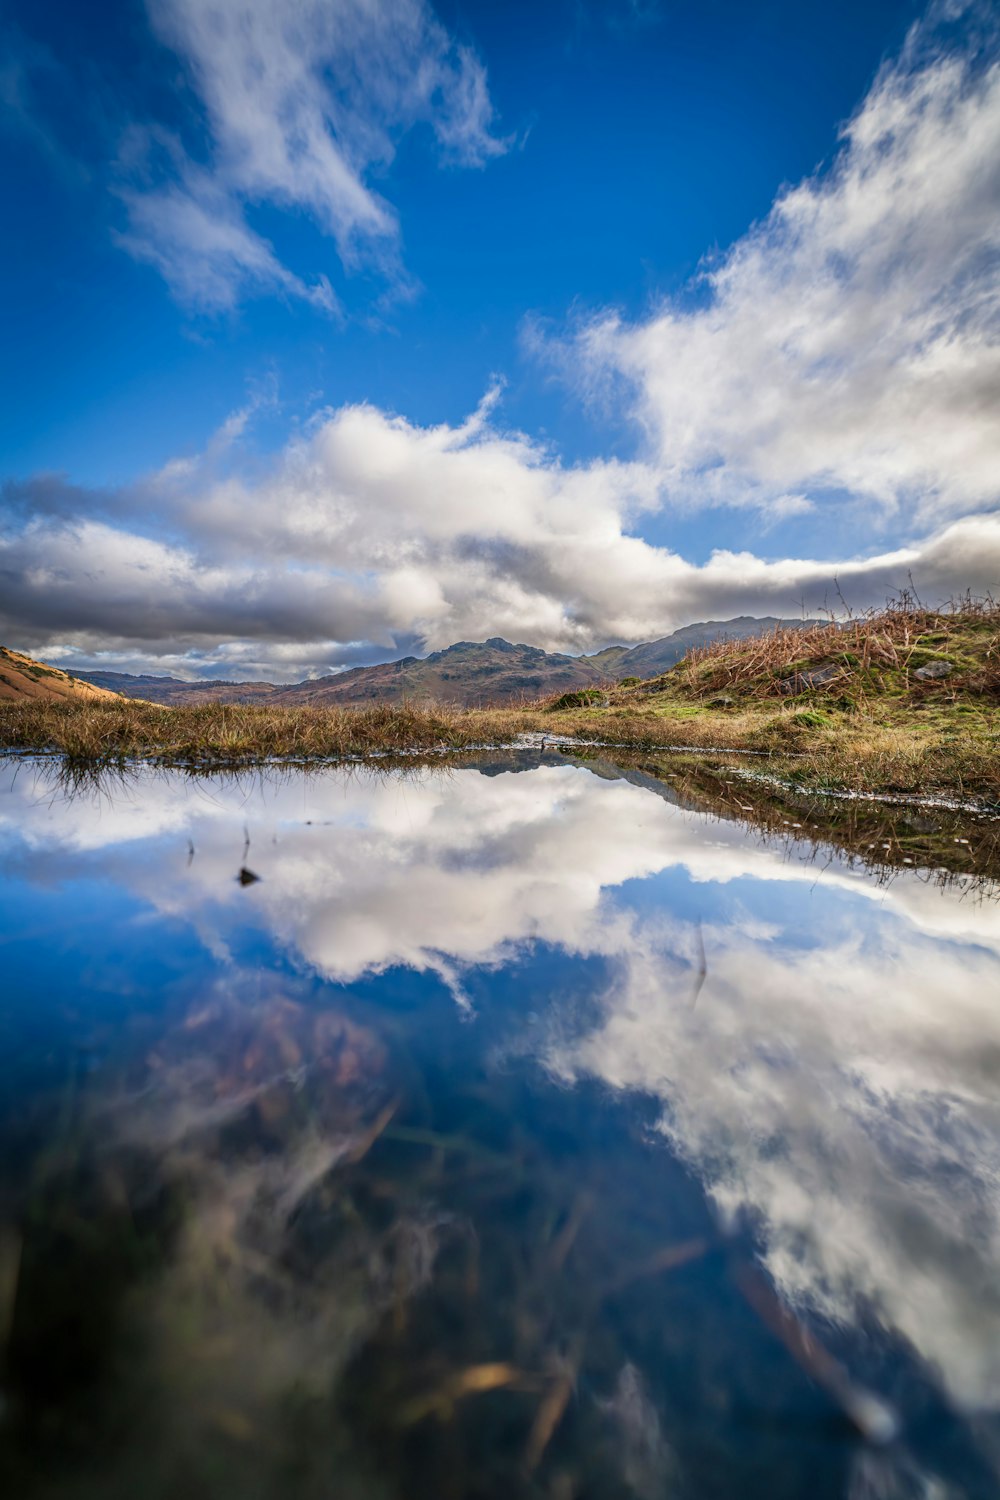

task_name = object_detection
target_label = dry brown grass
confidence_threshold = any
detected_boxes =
[671,593,1000,701]
[3,690,998,799]
[4,598,1000,801]
[0,698,536,766]
[530,595,1000,800]
[543,700,1000,800]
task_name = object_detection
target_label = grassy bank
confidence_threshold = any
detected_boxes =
[0,698,535,766]
[2,601,998,801]
[543,599,1000,802]
[541,700,1000,801]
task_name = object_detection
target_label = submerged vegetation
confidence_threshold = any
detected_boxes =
[0,974,965,1498]
[1,599,999,799]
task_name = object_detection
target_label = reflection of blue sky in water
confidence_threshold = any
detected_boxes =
[3,758,1000,1414]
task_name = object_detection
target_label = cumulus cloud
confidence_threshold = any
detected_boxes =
[565,13,1000,527]
[4,8,1000,676]
[117,0,506,310]
[4,389,1000,676]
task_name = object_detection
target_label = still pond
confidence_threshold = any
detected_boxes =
[1,752,999,1498]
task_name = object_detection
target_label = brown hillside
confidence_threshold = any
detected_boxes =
[271,637,615,708]
[0,647,126,705]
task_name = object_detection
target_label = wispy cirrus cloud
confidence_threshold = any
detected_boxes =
[558,9,1000,528]
[113,0,507,313]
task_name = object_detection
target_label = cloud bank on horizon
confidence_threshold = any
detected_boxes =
[2,0,999,679]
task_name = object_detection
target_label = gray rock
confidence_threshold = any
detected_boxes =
[913,660,952,681]
[777,663,842,695]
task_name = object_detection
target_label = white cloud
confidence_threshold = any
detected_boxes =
[120,0,507,310]
[5,10,1000,675]
[566,21,1000,527]
[5,389,1000,675]
[115,154,341,315]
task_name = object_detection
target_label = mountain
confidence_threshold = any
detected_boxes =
[67,618,823,708]
[0,647,125,704]
[271,637,620,707]
[612,616,823,679]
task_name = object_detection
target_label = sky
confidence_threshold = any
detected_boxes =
[1,0,998,680]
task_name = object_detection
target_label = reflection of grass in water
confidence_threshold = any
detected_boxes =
[16,749,1000,896]
[620,752,1000,891]
[16,750,464,821]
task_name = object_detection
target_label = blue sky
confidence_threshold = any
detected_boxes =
[2,0,998,679]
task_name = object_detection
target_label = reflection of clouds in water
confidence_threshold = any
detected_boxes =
[551,915,1000,1411]
[4,760,1000,1409]
[597,1363,673,1500]
[3,761,999,972]
[2,764,664,991]
[0,769,195,850]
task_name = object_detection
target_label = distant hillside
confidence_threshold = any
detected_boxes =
[270,637,617,707]
[612,617,823,679]
[0,647,125,704]
[67,618,824,708]
[73,671,282,706]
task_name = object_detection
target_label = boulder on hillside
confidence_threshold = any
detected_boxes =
[776,664,843,696]
[913,660,953,681]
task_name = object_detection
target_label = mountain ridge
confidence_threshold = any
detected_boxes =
[66,617,821,708]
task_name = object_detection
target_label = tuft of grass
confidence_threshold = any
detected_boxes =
[547,688,608,711]
[667,592,1000,704]
[789,710,833,728]
[0,699,536,768]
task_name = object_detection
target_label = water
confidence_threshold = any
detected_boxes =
[1,752,999,1498]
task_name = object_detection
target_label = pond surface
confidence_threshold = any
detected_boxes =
[1,753,1000,1499]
